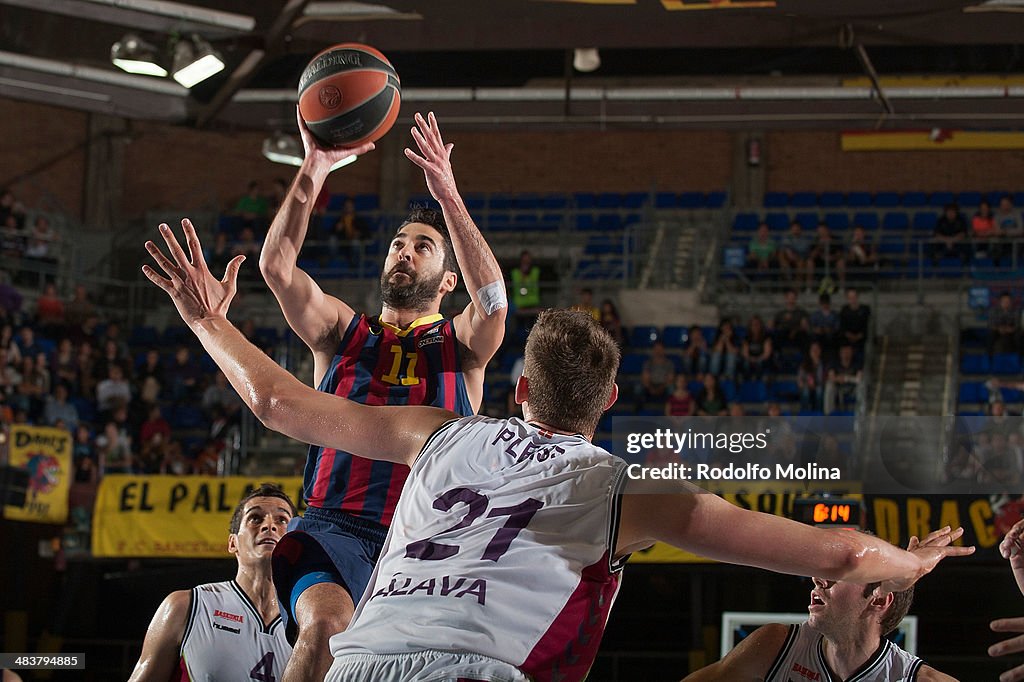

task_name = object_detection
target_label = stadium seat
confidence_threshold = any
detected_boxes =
[791,192,817,208]
[738,381,768,403]
[596,193,622,209]
[574,214,595,231]
[679,192,707,208]
[489,214,512,231]
[702,326,718,345]
[631,326,660,348]
[514,214,541,231]
[326,194,347,211]
[958,381,984,404]
[130,325,160,347]
[540,194,569,210]
[623,192,646,209]
[720,380,737,402]
[655,192,679,209]
[852,212,879,231]
[912,212,938,233]
[353,194,379,211]
[771,380,799,401]
[960,354,990,375]
[619,353,647,375]
[764,192,788,208]
[882,212,910,231]
[707,192,728,208]
[992,353,1022,375]
[847,192,872,207]
[463,194,486,210]
[1000,387,1024,404]
[516,194,542,210]
[929,191,955,207]
[489,194,515,210]
[874,192,900,207]
[957,191,982,207]
[901,191,928,208]
[596,214,623,231]
[819,192,844,207]
[733,213,760,231]
[765,212,789,231]
[795,212,818,231]
[170,406,206,429]
[824,212,849,231]
[661,325,689,348]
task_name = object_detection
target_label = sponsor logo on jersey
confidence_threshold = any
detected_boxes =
[369,573,487,605]
[791,663,821,680]
[418,335,445,348]
[213,609,244,623]
[212,621,241,634]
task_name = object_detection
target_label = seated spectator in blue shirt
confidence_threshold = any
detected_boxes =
[809,293,840,353]
[43,383,79,431]
[779,220,812,288]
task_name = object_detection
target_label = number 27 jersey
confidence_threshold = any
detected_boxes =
[330,416,629,682]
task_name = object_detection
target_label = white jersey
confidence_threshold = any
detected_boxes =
[179,580,291,682]
[329,416,629,682]
[766,623,925,682]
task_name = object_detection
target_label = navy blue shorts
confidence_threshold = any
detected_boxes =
[271,506,387,644]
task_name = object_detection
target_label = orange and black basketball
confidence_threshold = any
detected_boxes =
[297,43,401,148]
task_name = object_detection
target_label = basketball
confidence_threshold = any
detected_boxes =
[297,43,401,148]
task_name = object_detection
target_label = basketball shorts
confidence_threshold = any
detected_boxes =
[271,506,387,644]
[323,650,531,682]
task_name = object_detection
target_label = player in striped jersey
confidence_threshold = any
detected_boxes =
[128,484,296,682]
[258,110,505,680]
[144,234,973,682]
[681,529,960,681]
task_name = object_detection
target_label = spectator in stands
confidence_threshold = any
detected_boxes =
[232,180,269,232]
[328,197,370,265]
[995,195,1024,266]
[73,426,99,484]
[13,326,41,361]
[75,340,97,400]
[510,250,541,329]
[808,223,841,292]
[44,383,78,431]
[696,373,729,416]
[136,349,165,405]
[100,322,131,362]
[139,404,171,448]
[682,325,709,376]
[96,364,132,413]
[798,341,826,412]
[160,439,191,475]
[25,215,58,279]
[97,420,132,474]
[641,340,676,405]
[989,291,1020,356]
[0,213,25,266]
[972,199,999,263]
[194,439,221,475]
[944,439,982,484]
[0,347,16,397]
[824,344,863,415]
[64,285,95,331]
[168,346,202,404]
[838,287,871,352]
[930,203,969,265]
[34,282,64,335]
[599,299,625,348]
[14,355,48,419]
[268,177,288,216]
[745,222,777,274]
[978,431,1021,488]
[0,324,17,365]
[571,288,601,322]
[202,370,242,414]
[93,338,129,384]
[742,314,773,381]
[232,227,263,284]
[772,289,809,354]
[0,188,25,229]
[839,225,877,289]
[205,231,234,277]
[809,293,839,355]
[710,319,739,378]
[778,220,812,288]
[0,272,22,324]
[665,374,695,417]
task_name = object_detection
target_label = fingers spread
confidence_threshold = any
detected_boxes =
[404,147,429,169]
[145,240,180,279]
[222,254,245,286]
[141,265,172,291]
[159,223,192,270]
[992,617,1024,632]
[181,219,207,270]
[989,632,1024,657]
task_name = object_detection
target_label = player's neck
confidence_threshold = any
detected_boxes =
[235,564,279,622]
[379,303,440,329]
[525,418,592,442]
[822,630,883,680]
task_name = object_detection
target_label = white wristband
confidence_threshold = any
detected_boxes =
[476,280,508,315]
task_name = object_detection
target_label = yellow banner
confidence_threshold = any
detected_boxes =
[3,425,72,524]
[92,476,304,558]
[629,486,861,564]
[841,130,1024,151]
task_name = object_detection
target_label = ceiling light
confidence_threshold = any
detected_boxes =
[111,33,168,77]
[261,132,358,170]
[172,35,225,88]
[573,48,601,73]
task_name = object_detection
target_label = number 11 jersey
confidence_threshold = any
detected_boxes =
[329,416,629,682]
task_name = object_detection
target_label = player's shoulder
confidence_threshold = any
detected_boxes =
[162,589,193,613]
[915,664,959,682]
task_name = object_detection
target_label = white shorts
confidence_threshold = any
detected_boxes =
[323,650,531,682]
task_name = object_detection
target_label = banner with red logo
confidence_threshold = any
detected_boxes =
[3,425,72,524]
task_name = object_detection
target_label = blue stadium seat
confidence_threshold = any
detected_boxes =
[514,214,541,231]
[688,380,704,396]
[765,213,789,231]
[623,192,646,209]
[901,191,927,208]
[733,213,760,231]
[853,212,879,231]
[516,194,542,210]
[170,406,206,429]
[874,192,900,207]
[539,214,563,231]
[326,194,347,211]
[353,194,379,211]
[489,194,515,210]
[596,214,623,231]
[912,212,938,233]
[960,354,990,375]
[679,192,707,208]
[771,380,799,400]
[70,397,96,425]
[631,326,660,348]
[958,381,984,404]
[819,192,844,207]
[463,194,486,210]
[1013,192,1024,208]
[540,194,569,210]
[574,214,595,231]
[882,212,910,231]
[825,212,849,231]
[130,325,160,347]
[878,238,907,255]
[764,192,788,208]
[596,193,622,209]
[957,192,982,208]
[719,380,737,402]
[622,213,642,227]
[655,192,678,209]
[661,325,689,348]
[702,326,718,345]
[798,410,825,417]
[619,353,647,375]
[1000,387,1024,404]
[791,192,817,208]
[847,192,872,207]
[738,381,768,403]
[707,192,728,208]
[992,353,1022,375]
[489,214,512,231]
[929,191,955,208]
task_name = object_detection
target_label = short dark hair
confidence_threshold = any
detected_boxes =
[229,483,297,534]
[523,309,620,435]
[858,531,915,635]
[399,207,458,274]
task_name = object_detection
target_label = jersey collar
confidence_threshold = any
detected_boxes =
[377,313,443,337]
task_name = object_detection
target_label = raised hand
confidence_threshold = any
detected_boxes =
[990,518,1024,682]
[404,111,458,203]
[295,106,375,178]
[881,526,975,593]
[143,219,244,327]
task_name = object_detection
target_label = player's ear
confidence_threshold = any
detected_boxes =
[227,533,239,555]
[869,587,893,612]
[441,270,458,295]
[604,383,619,411]
[514,375,529,405]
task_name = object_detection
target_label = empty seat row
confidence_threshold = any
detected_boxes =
[764,191,1024,209]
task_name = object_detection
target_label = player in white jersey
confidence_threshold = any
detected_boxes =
[990,517,1024,681]
[682,530,959,682]
[143,222,974,681]
[128,484,296,682]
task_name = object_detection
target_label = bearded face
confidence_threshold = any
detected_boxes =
[380,258,447,312]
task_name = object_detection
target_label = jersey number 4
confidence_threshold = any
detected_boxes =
[249,651,275,682]
[406,487,543,562]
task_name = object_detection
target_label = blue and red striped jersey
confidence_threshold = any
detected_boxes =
[302,313,473,525]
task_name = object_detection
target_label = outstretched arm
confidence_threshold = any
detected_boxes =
[989,518,1024,681]
[127,590,190,682]
[616,480,974,591]
[145,220,453,466]
[259,110,375,382]
[680,622,790,681]
[406,112,506,378]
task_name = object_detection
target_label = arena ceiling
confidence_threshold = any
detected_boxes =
[2,0,1024,130]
